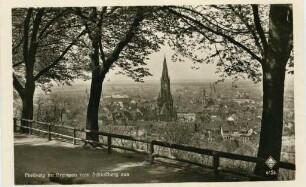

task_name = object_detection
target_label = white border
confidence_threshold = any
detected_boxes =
[1,0,304,187]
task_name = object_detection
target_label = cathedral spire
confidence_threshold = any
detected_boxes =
[162,56,169,80]
[157,56,175,121]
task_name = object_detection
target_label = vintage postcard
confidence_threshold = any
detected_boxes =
[0,0,305,186]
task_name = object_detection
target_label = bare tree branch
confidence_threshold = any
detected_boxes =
[74,8,89,20]
[22,8,33,66]
[29,8,45,54]
[170,6,249,34]
[165,6,263,63]
[98,7,107,63]
[12,35,24,55]
[13,60,24,68]
[13,73,24,95]
[33,30,86,81]
[251,5,268,52]
[75,8,92,36]
[102,8,145,75]
[38,9,70,39]
[228,5,263,54]
[107,6,119,15]
[179,16,223,44]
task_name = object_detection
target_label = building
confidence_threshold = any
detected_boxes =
[177,112,196,122]
[157,57,176,121]
[220,123,256,144]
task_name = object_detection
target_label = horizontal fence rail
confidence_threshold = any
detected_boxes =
[13,118,295,178]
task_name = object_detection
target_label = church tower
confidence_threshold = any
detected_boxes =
[157,56,175,121]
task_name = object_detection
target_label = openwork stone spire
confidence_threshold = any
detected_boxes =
[157,56,176,121]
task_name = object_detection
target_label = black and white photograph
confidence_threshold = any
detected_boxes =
[0,0,304,186]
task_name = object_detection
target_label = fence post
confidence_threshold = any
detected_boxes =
[29,121,32,135]
[213,152,220,174]
[107,136,112,154]
[13,118,17,133]
[73,128,76,145]
[149,141,154,164]
[48,124,51,141]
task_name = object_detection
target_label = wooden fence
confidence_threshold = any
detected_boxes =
[14,118,295,179]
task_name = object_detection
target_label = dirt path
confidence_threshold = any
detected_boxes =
[14,134,249,184]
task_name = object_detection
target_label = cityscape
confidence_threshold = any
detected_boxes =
[14,56,294,164]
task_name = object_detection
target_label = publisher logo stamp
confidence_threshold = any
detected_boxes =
[265,156,277,169]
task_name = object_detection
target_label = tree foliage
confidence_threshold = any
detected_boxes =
[74,7,165,82]
[12,8,89,93]
[156,5,292,83]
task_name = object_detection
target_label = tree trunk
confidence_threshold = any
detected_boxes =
[20,85,35,133]
[254,5,293,179]
[254,57,286,179]
[85,29,105,144]
[85,66,104,143]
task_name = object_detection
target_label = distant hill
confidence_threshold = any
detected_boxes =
[35,77,293,95]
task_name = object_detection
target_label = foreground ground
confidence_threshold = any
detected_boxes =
[14,133,250,184]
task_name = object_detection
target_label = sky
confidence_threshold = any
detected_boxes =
[104,46,222,83]
[41,44,293,96]
[102,45,293,85]
[39,43,293,95]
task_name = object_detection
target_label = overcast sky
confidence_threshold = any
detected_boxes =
[105,46,220,83]
[71,44,293,87]
[104,45,293,85]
